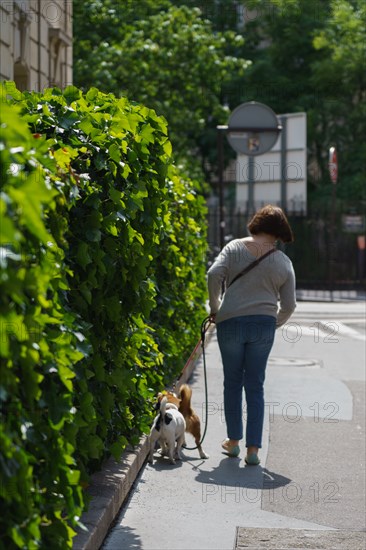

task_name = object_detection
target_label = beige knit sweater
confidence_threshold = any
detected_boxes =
[207,239,296,327]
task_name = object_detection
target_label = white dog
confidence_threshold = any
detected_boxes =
[148,396,186,465]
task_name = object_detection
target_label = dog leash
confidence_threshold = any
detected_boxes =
[182,315,212,451]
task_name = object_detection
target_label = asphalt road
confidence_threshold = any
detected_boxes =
[102,301,365,550]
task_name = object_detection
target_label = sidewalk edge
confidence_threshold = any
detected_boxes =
[72,325,215,550]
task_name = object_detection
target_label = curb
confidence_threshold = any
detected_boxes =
[72,324,215,550]
[72,438,149,550]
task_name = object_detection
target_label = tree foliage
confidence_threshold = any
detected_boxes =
[74,0,366,202]
[229,0,366,203]
[312,0,366,201]
[73,2,250,180]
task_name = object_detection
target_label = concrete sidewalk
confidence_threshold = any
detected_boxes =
[75,301,365,549]
[72,326,215,550]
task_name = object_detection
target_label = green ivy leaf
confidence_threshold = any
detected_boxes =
[76,242,92,270]
[108,143,121,163]
[63,85,82,104]
[110,435,128,461]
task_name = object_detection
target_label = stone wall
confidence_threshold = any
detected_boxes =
[0,0,72,91]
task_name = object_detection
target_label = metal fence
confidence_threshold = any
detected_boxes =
[207,203,366,291]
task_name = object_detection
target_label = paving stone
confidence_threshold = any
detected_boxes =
[235,527,366,549]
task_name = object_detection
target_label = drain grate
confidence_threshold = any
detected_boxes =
[268,357,321,368]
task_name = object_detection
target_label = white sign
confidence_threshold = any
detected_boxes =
[236,112,307,214]
[342,215,365,233]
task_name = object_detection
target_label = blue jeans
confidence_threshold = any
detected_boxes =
[216,315,276,448]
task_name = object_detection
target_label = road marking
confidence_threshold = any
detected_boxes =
[282,320,365,341]
[319,321,365,341]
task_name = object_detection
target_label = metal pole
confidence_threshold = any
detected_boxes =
[248,156,255,215]
[217,128,225,250]
[280,115,287,211]
[329,183,336,301]
[328,147,338,302]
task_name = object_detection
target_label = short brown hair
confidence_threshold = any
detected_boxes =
[247,205,294,243]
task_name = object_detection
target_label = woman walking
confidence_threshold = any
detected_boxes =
[207,205,296,465]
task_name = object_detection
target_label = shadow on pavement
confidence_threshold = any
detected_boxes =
[192,456,292,490]
[147,455,184,471]
[103,525,142,550]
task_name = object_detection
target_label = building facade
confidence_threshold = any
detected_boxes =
[0,0,72,91]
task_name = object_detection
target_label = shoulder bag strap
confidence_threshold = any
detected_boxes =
[227,248,277,289]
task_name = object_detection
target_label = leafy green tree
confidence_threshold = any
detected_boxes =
[169,0,244,31]
[73,2,250,180]
[312,0,366,201]
[74,0,365,201]
[73,0,170,93]
[227,0,365,204]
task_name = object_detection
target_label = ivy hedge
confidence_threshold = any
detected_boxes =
[0,83,207,549]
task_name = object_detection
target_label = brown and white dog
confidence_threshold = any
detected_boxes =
[148,396,186,465]
[156,384,209,460]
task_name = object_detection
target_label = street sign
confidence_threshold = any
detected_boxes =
[236,112,307,214]
[328,146,338,184]
[342,215,365,233]
[227,101,281,156]
[216,101,282,246]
